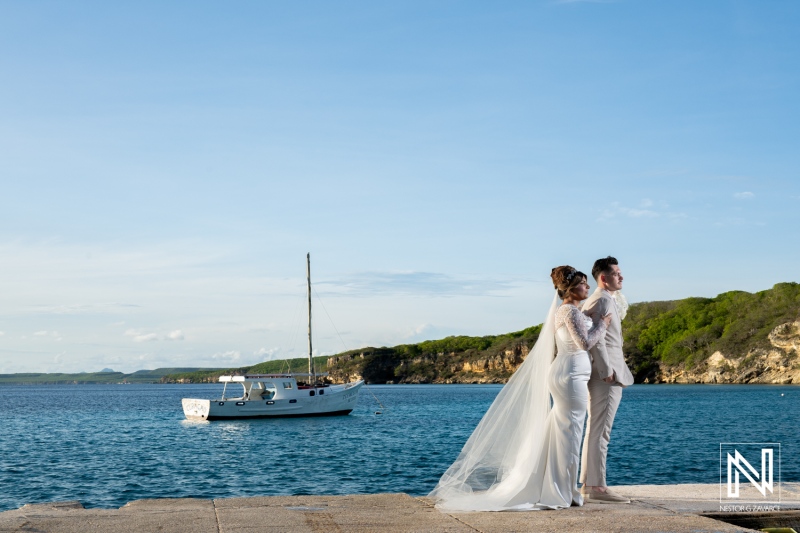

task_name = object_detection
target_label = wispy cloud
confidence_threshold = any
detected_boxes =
[255,346,280,360]
[165,330,184,341]
[733,191,754,199]
[713,218,766,228]
[598,199,687,222]
[33,330,62,340]
[124,329,160,342]
[212,350,241,362]
[124,328,185,342]
[318,272,517,297]
[401,323,455,344]
[31,303,141,315]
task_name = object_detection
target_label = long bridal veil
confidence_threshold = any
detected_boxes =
[428,293,559,511]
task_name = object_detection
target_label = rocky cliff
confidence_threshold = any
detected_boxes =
[158,282,800,386]
[648,320,800,384]
[325,283,800,385]
[326,343,531,384]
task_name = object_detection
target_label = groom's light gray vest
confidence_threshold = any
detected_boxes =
[581,288,634,386]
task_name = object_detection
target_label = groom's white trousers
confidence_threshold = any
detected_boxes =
[580,377,622,487]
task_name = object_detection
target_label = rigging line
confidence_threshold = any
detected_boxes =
[311,283,349,353]
[365,381,386,411]
[311,283,386,412]
[286,286,307,363]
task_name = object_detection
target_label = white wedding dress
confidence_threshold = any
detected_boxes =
[429,295,607,511]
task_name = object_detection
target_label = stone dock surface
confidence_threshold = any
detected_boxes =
[1,484,799,532]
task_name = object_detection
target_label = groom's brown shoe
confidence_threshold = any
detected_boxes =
[580,486,630,504]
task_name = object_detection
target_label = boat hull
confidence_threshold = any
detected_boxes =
[206,409,353,420]
[182,381,363,420]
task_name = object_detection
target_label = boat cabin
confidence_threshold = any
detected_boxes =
[218,373,331,402]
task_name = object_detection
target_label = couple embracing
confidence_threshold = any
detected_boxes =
[429,257,634,511]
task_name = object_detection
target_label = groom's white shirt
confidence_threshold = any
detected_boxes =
[581,288,634,386]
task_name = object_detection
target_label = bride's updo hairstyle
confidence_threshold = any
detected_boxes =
[551,265,587,300]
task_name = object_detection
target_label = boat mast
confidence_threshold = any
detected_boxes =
[307,253,316,384]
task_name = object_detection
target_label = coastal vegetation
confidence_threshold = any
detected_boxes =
[2,283,798,385]
[326,283,800,385]
[0,368,205,385]
[624,282,800,382]
[159,356,330,383]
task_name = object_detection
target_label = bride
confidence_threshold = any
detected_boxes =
[428,266,611,511]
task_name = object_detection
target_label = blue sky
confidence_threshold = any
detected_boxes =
[1,1,798,373]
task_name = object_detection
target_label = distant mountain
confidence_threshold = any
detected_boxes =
[0,368,214,385]
[100,368,115,373]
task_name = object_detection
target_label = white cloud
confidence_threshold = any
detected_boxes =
[599,202,657,221]
[125,329,183,341]
[33,331,60,338]
[734,191,754,199]
[319,272,517,297]
[598,200,687,222]
[400,323,458,344]
[32,303,140,315]
[255,346,280,359]
[625,208,659,218]
[407,324,435,338]
[166,330,184,341]
[212,350,241,362]
[713,217,766,227]
[124,328,159,341]
[0,331,4,336]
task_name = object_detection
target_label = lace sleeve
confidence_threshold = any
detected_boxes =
[563,305,606,351]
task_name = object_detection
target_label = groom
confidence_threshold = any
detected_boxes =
[580,256,634,504]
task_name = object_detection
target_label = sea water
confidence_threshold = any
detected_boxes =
[0,383,797,511]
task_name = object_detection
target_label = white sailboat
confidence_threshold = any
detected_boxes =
[182,254,364,420]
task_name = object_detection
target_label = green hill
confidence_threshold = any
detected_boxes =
[6,283,799,386]
[0,368,214,385]
[323,282,800,385]
[158,357,331,383]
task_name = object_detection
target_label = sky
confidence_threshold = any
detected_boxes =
[1,1,798,374]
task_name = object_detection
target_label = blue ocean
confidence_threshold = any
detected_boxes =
[1,384,797,511]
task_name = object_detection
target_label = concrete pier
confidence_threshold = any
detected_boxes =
[1,484,798,532]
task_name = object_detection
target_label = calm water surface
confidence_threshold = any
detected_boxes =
[0,383,797,510]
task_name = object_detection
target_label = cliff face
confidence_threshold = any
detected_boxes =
[649,320,800,384]
[158,282,799,386]
[324,320,800,386]
[323,281,800,386]
[327,343,530,384]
